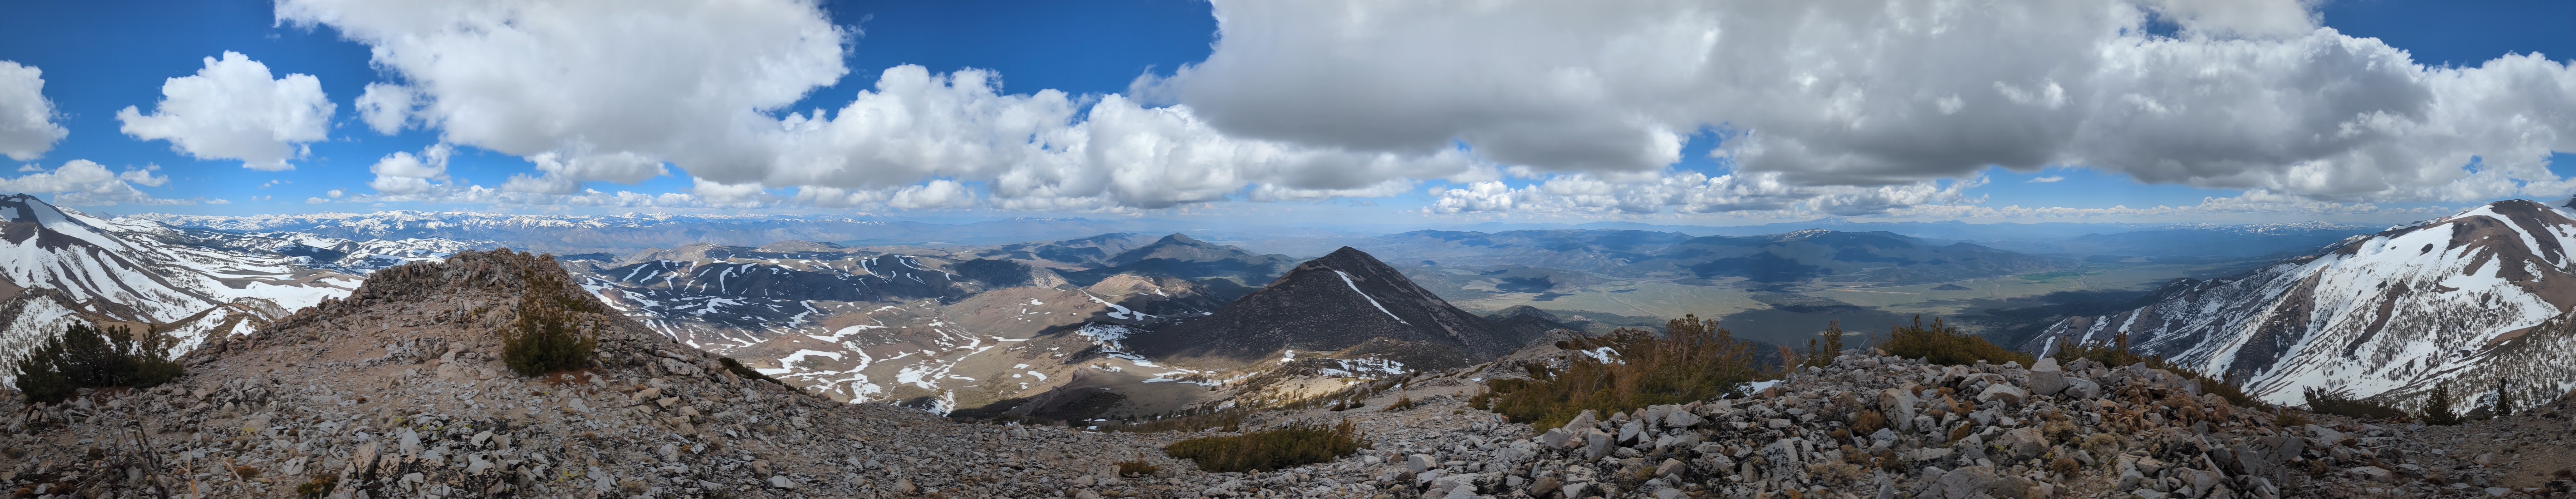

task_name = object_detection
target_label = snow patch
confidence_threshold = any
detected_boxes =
[1334,270,1408,324]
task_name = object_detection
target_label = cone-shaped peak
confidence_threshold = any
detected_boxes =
[1153,233,1206,245]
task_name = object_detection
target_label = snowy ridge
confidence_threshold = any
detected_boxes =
[0,195,366,383]
[0,195,355,322]
[2030,199,2576,406]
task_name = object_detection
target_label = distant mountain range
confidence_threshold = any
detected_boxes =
[137,210,1364,252]
[1367,228,2072,286]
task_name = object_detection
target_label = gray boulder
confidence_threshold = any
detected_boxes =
[1977,384,2027,405]
[1996,427,2049,462]
[2027,358,2069,396]
[1565,410,1599,432]
[2063,378,2102,399]
[1406,453,1438,472]
[1915,465,1999,499]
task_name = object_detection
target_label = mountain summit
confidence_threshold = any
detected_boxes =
[1128,247,1534,368]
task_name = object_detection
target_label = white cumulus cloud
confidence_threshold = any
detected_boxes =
[0,160,188,205]
[275,0,2576,216]
[276,0,1480,212]
[116,52,335,171]
[353,82,418,134]
[366,144,453,197]
[277,0,846,184]
[1151,0,2576,206]
[0,61,68,161]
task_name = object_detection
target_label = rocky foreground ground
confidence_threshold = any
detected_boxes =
[5,249,2576,498]
[1122,346,2576,499]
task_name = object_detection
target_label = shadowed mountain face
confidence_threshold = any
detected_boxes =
[1127,247,1537,369]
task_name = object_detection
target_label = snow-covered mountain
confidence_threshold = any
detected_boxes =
[2026,199,2576,408]
[0,194,494,383]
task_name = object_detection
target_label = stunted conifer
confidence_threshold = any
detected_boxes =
[11,322,184,404]
[502,256,600,376]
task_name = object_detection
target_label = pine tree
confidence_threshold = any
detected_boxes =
[2495,378,2515,418]
[10,335,74,404]
[2420,384,2461,426]
[10,322,184,404]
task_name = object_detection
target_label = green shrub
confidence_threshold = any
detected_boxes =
[2304,386,2409,422]
[1485,314,1761,429]
[1885,316,2030,367]
[1163,420,1369,473]
[501,260,599,377]
[11,322,184,404]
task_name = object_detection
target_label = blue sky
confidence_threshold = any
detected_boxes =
[1,0,2573,226]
